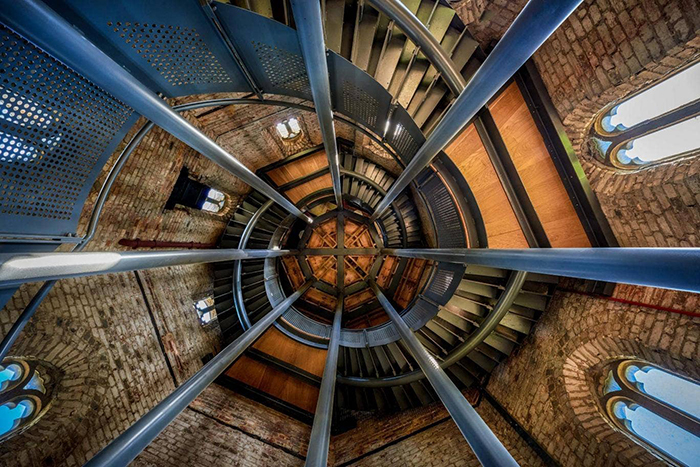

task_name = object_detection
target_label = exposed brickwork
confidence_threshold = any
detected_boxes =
[132,408,303,467]
[451,0,700,247]
[188,384,311,458]
[447,0,487,25]
[332,398,543,466]
[485,279,699,467]
[134,385,309,467]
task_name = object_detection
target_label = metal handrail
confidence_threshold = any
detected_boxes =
[234,200,274,330]
[371,0,585,220]
[338,271,527,387]
[84,280,313,467]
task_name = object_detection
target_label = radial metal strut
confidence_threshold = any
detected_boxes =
[0,0,312,223]
[384,248,700,294]
[371,0,583,220]
[85,281,313,467]
[370,280,519,467]
[290,0,343,207]
[305,298,343,467]
[0,249,292,288]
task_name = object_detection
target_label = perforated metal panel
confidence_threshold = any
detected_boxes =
[404,298,438,331]
[328,53,391,136]
[216,5,312,100]
[0,26,136,238]
[252,42,310,96]
[110,22,234,87]
[424,263,465,306]
[421,173,467,248]
[43,0,252,97]
[366,323,399,347]
[428,270,455,296]
[281,308,331,339]
[387,106,425,163]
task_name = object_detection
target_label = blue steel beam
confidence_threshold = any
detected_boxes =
[290,0,343,207]
[370,280,519,467]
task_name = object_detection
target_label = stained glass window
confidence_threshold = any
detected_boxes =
[0,359,51,441]
[602,360,700,466]
[593,60,700,169]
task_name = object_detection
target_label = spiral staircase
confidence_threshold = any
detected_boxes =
[4,0,665,465]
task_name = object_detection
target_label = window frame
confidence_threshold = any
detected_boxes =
[194,296,217,326]
[591,60,700,170]
[0,358,53,442]
[601,359,700,466]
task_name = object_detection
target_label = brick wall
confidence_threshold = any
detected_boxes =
[134,384,310,467]
[331,392,543,466]
[450,0,700,247]
[485,279,699,467]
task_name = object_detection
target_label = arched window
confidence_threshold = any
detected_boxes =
[0,358,52,441]
[201,188,226,213]
[166,167,227,214]
[602,359,700,466]
[275,117,302,140]
[194,296,217,325]
[592,61,700,169]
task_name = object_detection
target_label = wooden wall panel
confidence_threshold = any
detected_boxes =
[225,327,328,413]
[490,83,590,247]
[267,150,328,185]
[285,173,332,203]
[445,124,529,248]
[226,356,320,413]
[252,327,327,377]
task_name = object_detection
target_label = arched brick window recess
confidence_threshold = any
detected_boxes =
[165,166,230,216]
[601,360,700,467]
[0,358,58,442]
[589,60,700,170]
[560,337,700,467]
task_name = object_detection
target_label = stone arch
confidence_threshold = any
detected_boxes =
[0,306,109,466]
[558,335,698,467]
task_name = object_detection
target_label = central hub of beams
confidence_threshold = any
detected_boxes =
[305,215,377,288]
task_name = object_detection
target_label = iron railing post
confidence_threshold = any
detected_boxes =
[0,0,312,223]
[338,271,527,387]
[370,280,519,467]
[0,249,293,287]
[370,0,583,220]
[305,298,343,467]
[290,0,343,207]
[84,281,313,467]
[383,248,700,294]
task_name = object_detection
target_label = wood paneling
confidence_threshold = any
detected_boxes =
[445,124,528,248]
[490,83,590,247]
[252,327,327,376]
[266,150,328,185]
[284,173,333,203]
[225,327,328,413]
[226,356,320,413]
